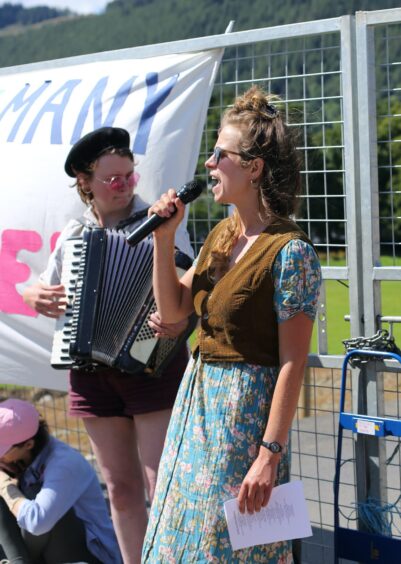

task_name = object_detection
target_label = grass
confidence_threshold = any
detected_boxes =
[312,255,401,355]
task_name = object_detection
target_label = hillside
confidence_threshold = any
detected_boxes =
[0,0,400,68]
[0,2,71,31]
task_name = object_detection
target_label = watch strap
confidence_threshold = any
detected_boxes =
[261,440,283,454]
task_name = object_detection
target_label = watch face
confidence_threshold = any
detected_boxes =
[263,440,282,453]
[270,442,281,453]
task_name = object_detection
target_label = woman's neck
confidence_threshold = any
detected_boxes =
[237,209,267,238]
[235,195,268,238]
[240,222,267,238]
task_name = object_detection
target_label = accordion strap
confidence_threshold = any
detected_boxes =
[117,208,149,231]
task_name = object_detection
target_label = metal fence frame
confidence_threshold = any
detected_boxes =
[2,7,401,562]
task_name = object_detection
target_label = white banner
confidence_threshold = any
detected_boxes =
[0,48,221,390]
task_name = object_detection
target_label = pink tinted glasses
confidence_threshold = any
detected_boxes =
[95,171,138,191]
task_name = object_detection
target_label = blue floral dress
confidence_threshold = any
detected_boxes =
[142,240,321,563]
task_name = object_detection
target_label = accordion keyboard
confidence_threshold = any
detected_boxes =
[50,237,84,368]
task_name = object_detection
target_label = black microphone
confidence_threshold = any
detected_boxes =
[126,180,202,246]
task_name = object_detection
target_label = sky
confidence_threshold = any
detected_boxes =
[4,0,110,15]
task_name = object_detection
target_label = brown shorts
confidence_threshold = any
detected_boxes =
[68,344,189,417]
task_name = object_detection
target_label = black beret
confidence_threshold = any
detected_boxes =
[64,127,131,177]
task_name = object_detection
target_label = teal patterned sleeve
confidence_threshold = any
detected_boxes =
[273,239,322,323]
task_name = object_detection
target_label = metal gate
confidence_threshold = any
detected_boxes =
[2,7,401,562]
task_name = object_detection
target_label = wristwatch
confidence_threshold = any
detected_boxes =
[261,440,283,454]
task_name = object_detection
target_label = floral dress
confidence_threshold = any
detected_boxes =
[142,240,321,563]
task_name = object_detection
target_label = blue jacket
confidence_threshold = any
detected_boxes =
[17,436,122,564]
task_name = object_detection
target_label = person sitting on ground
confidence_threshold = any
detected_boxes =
[0,398,121,564]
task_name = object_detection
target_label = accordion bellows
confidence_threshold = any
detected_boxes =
[51,227,195,376]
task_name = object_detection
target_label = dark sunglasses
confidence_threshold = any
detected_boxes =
[212,146,244,165]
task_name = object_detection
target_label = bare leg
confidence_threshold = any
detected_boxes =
[135,408,172,502]
[84,417,147,564]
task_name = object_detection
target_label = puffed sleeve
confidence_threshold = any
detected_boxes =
[273,239,321,322]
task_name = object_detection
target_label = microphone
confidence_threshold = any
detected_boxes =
[126,180,203,246]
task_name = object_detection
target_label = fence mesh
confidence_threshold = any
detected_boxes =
[3,11,401,563]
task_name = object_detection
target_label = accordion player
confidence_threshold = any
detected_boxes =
[51,227,196,376]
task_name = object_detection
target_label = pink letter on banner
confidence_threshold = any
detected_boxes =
[0,229,42,316]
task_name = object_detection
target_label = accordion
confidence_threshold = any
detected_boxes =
[51,227,195,375]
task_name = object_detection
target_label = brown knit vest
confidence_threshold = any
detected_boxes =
[192,217,312,366]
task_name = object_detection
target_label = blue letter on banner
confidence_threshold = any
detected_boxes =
[133,72,178,155]
[70,75,137,145]
[23,79,81,144]
[0,82,51,142]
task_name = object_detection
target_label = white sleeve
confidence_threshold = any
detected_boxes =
[39,219,84,286]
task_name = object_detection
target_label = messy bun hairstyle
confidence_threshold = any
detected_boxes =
[207,85,302,280]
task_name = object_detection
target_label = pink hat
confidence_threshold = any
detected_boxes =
[0,399,40,457]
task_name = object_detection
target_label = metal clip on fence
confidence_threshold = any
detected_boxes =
[334,337,401,563]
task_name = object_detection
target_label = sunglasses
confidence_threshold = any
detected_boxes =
[211,146,244,165]
[213,147,256,166]
[95,171,136,191]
